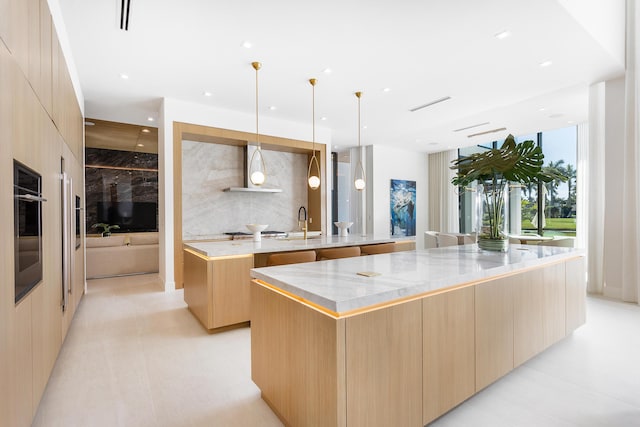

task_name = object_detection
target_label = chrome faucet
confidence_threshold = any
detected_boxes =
[298,206,308,240]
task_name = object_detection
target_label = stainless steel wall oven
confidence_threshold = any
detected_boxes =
[14,161,45,303]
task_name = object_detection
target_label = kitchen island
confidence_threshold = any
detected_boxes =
[250,245,586,427]
[182,234,415,331]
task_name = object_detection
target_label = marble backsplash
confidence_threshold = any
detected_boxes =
[182,140,308,238]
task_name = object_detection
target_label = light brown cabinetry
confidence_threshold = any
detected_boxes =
[346,300,423,427]
[0,3,84,426]
[513,269,545,367]
[475,277,514,391]
[183,250,253,331]
[251,283,346,427]
[423,286,475,425]
[566,257,586,333]
[251,257,586,427]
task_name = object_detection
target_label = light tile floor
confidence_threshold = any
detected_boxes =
[33,274,640,427]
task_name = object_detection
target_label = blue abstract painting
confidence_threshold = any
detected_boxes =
[390,179,416,236]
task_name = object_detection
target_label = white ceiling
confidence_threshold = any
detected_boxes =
[58,0,625,153]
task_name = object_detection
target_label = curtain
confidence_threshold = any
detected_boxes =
[621,0,640,304]
[587,84,606,295]
[428,150,458,233]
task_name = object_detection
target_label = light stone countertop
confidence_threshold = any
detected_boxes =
[250,244,584,315]
[183,234,412,258]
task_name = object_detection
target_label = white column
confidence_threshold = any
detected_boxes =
[428,150,458,233]
[621,0,640,303]
[587,83,606,295]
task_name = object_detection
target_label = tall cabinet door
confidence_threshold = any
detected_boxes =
[423,286,475,425]
[475,277,514,391]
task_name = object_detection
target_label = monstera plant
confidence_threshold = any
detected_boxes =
[450,134,566,251]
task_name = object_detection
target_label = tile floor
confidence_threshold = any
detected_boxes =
[33,274,640,427]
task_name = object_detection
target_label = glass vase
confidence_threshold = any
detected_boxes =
[477,180,509,252]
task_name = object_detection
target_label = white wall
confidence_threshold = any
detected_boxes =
[159,97,332,291]
[367,145,429,249]
[558,0,625,67]
[602,77,626,299]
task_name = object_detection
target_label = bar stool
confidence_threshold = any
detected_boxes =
[316,246,361,260]
[266,250,317,266]
[360,243,396,255]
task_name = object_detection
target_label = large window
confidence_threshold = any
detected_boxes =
[459,126,577,237]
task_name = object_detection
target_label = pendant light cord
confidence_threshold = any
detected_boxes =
[252,62,261,147]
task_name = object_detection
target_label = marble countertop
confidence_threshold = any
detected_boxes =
[184,234,413,258]
[251,244,584,315]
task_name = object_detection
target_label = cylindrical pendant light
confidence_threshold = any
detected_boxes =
[249,61,266,186]
[307,78,321,190]
[354,91,366,191]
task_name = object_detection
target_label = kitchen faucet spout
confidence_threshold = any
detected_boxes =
[298,206,308,240]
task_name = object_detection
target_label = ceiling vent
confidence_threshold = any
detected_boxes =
[453,122,490,132]
[409,96,451,112]
[467,127,507,138]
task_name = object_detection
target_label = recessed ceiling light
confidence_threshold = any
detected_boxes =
[428,142,439,146]
[549,113,563,119]
[494,30,511,40]
[383,88,391,92]
[203,91,212,97]
[323,68,332,74]
[147,117,155,122]
[84,121,95,126]
[269,106,277,110]
[321,117,327,121]
[539,107,546,111]
[137,143,144,147]
[567,120,574,124]
[141,129,150,133]
[242,40,252,48]
[363,125,368,129]
[539,60,553,67]
[120,73,129,79]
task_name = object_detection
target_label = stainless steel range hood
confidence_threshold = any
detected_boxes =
[223,144,282,193]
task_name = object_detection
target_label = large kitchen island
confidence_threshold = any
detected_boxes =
[182,235,415,331]
[250,244,586,427]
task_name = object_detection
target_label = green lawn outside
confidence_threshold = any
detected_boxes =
[521,217,576,237]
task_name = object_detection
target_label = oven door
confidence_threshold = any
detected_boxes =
[14,161,45,303]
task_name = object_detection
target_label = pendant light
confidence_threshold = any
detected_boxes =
[307,78,321,190]
[249,61,266,186]
[354,91,366,191]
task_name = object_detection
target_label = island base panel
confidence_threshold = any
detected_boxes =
[423,286,475,425]
[251,282,346,427]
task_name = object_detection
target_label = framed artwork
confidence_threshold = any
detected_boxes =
[390,179,416,236]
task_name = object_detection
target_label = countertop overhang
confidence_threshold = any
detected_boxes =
[183,234,412,258]
[250,245,584,316]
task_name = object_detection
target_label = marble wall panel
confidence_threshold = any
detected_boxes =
[85,148,158,232]
[182,140,308,238]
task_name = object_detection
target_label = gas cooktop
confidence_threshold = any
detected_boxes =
[224,231,287,239]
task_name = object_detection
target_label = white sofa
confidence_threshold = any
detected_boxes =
[86,232,159,279]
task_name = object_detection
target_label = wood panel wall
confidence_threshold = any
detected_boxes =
[173,122,327,289]
[0,1,85,426]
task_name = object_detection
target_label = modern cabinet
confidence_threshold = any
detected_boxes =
[183,250,253,331]
[423,286,475,424]
[475,277,514,391]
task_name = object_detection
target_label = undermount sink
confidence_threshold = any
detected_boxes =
[284,231,322,240]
